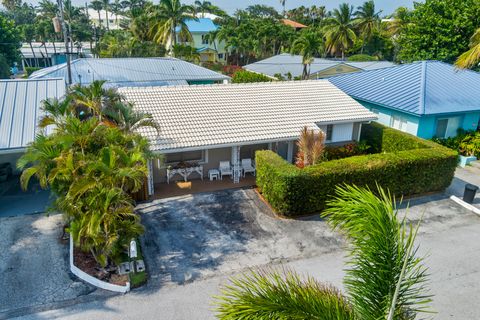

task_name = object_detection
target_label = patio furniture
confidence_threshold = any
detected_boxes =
[166,165,203,184]
[219,161,232,180]
[208,169,220,181]
[241,159,256,177]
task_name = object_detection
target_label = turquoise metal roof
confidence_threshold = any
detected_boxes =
[29,57,229,86]
[329,61,480,116]
[180,18,218,33]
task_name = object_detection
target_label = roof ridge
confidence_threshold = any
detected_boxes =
[418,61,427,115]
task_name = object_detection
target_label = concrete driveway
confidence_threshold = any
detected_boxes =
[0,213,105,319]
[138,188,342,286]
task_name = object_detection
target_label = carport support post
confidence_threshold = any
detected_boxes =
[287,141,294,163]
[147,160,154,196]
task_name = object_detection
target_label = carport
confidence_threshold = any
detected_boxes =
[0,78,65,216]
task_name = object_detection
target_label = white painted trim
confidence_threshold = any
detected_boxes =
[70,236,130,293]
[450,195,480,217]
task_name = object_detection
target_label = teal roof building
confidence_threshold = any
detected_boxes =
[329,61,480,139]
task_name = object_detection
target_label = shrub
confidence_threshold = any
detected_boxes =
[347,54,379,62]
[231,69,273,83]
[256,123,458,216]
[25,66,41,77]
[324,141,370,160]
[432,129,480,157]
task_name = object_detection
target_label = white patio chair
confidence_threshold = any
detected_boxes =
[219,161,232,180]
[241,159,256,177]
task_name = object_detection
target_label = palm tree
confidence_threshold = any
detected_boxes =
[194,0,212,18]
[214,185,431,319]
[90,0,103,29]
[103,101,161,134]
[455,28,480,69]
[324,3,357,60]
[149,0,196,55]
[386,7,411,38]
[22,24,38,68]
[354,0,381,54]
[69,80,123,119]
[291,31,324,79]
[102,0,110,30]
[279,0,286,18]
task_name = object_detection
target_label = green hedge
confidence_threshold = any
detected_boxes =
[256,123,458,216]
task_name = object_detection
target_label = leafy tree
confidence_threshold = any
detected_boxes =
[214,185,431,320]
[149,0,196,54]
[354,0,381,54]
[291,29,324,79]
[172,44,200,63]
[0,54,11,79]
[324,3,357,60]
[244,4,280,19]
[348,53,378,61]
[97,30,165,57]
[287,5,327,26]
[455,28,480,69]
[1,0,20,11]
[0,15,21,66]
[231,70,272,83]
[397,0,480,63]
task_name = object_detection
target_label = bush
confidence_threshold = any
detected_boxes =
[347,54,379,62]
[231,69,273,83]
[25,66,41,77]
[324,141,370,160]
[432,129,480,157]
[256,123,458,216]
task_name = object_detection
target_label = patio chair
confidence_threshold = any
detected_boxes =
[241,159,256,177]
[219,161,232,180]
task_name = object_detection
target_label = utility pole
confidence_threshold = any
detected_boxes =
[57,0,72,85]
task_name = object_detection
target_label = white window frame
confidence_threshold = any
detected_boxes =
[390,116,408,132]
[325,124,333,142]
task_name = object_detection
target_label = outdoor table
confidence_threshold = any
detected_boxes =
[166,165,204,184]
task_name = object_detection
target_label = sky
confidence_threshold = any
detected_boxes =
[18,0,416,15]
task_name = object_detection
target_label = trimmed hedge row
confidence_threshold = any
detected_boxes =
[256,123,458,216]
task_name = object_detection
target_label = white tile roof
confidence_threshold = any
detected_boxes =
[0,78,66,152]
[119,80,377,153]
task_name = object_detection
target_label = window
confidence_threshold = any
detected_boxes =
[165,150,207,165]
[201,35,209,45]
[218,53,224,59]
[391,116,408,132]
[326,124,333,141]
[435,119,449,138]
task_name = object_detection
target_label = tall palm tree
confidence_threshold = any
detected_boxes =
[193,0,211,18]
[386,7,411,38]
[455,28,480,69]
[22,24,38,68]
[324,3,357,60]
[215,185,431,319]
[102,0,110,30]
[354,0,381,54]
[90,0,104,28]
[279,0,286,18]
[291,30,324,79]
[149,0,196,55]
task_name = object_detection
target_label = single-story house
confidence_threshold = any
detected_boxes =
[0,78,66,173]
[244,53,395,80]
[29,58,230,87]
[329,61,480,139]
[119,80,377,191]
[20,42,93,69]
[176,18,227,63]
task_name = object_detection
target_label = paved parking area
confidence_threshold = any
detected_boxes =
[138,188,342,286]
[0,213,101,319]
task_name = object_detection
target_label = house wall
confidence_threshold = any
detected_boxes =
[182,33,227,62]
[358,100,480,139]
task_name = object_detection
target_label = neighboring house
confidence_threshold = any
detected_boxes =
[281,18,307,31]
[119,80,377,188]
[244,53,395,79]
[329,61,480,139]
[0,78,66,172]
[20,42,93,69]
[29,57,230,87]
[87,9,128,30]
[177,18,226,63]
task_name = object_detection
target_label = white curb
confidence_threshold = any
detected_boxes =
[450,195,480,217]
[70,236,130,293]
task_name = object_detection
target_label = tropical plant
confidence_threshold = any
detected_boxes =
[102,0,111,30]
[193,0,212,18]
[324,3,357,60]
[354,0,381,54]
[279,0,286,17]
[149,0,196,54]
[171,44,200,63]
[455,28,480,69]
[295,126,325,168]
[0,15,21,66]
[291,29,324,79]
[17,81,156,267]
[90,0,104,27]
[214,185,431,320]
[231,69,272,83]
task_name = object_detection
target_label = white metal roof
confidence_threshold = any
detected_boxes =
[0,78,66,152]
[119,80,377,153]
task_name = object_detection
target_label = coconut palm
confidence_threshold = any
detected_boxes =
[291,31,324,79]
[324,3,357,60]
[69,80,123,119]
[279,0,286,18]
[455,28,480,69]
[102,0,110,30]
[193,0,212,18]
[354,0,381,54]
[90,0,104,27]
[149,0,196,54]
[214,185,431,319]
[103,101,161,134]
[386,7,411,37]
